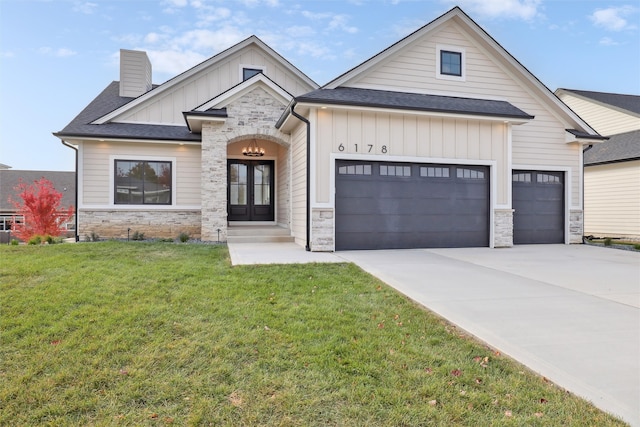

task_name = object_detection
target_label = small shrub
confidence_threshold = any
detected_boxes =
[28,235,42,245]
[85,232,100,242]
[604,238,612,247]
[45,235,55,245]
[179,232,190,243]
[158,238,174,243]
[634,244,640,250]
[131,231,145,241]
[10,239,19,246]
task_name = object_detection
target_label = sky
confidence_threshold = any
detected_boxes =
[0,0,638,172]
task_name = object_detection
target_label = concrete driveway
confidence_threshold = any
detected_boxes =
[338,245,640,426]
[229,243,639,425]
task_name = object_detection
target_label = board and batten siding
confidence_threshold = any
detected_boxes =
[290,122,308,246]
[584,160,640,238]
[118,46,314,126]
[315,108,508,204]
[80,141,201,206]
[346,19,581,207]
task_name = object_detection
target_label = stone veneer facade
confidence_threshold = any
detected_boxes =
[310,208,334,251]
[569,209,583,244]
[494,209,514,247]
[200,86,290,242]
[79,209,201,240]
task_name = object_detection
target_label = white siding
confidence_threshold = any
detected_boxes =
[315,109,508,204]
[345,20,581,207]
[80,141,201,206]
[290,122,307,246]
[584,161,640,238]
[558,93,640,136]
[118,46,315,125]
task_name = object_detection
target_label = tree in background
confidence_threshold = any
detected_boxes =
[9,178,75,241]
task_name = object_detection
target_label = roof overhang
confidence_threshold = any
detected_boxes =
[183,109,228,133]
[565,129,608,145]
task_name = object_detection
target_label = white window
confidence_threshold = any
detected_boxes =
[436,44,465,82]
[239,65,266,81]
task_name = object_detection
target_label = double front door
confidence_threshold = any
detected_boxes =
[227,160,274,221]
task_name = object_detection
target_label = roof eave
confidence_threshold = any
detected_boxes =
[295,99,534,123]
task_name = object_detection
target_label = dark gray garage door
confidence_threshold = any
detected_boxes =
[512,170,564,244]
[335,160,489,250]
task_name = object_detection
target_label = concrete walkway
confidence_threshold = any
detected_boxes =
[228,243,640,425]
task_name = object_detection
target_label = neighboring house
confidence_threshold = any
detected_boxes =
[54,7,603,251]
[556,89,640,239]
[0,169,76,233]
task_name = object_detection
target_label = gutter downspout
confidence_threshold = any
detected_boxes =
[289,102,311,251]
[581,144,593,242]
[61,140,79,242]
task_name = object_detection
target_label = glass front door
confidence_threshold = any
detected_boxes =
[228,160,274,221]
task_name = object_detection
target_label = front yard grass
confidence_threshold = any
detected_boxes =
[0,242,626,426]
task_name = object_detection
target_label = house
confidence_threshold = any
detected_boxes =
[0,169,76,238]
[54,7,603,250]
[555,89,640,240]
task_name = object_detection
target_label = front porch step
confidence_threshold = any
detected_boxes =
[227,225,294,244]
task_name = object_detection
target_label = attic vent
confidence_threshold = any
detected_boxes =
[119,49,152,98]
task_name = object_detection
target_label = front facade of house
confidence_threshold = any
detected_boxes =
[55,7,602,250]
[556,89,640,239]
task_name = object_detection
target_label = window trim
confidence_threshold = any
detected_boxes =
[109,155,176,207]
[436,44,466,82]
[239,64,266,81]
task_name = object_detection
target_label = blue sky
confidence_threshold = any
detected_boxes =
[1,0,638,171]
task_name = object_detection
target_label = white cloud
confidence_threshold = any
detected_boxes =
[38,47,77,57]
[590,6,637,31]
[286,25,316,38]
[72,1,97,14]
[146,49,208,76]
[451,0,542,20]
[0,51,15,58]
[599,36,620,46]
[328,14,358,34]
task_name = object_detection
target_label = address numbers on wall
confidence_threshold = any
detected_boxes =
[337,143,388,154]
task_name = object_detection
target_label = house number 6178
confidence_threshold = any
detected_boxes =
[337,143,387,153]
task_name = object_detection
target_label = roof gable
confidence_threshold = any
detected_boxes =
[322,7,597,137]
[557,89,640,116]
[92,36,318,126]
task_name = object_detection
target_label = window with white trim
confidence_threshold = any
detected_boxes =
[114,160,172,205]
[436,45,465,81]
[240,65,266,81]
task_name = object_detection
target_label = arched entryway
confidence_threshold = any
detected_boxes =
[226,137,288,224]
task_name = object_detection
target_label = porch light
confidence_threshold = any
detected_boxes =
[242,139,265,157]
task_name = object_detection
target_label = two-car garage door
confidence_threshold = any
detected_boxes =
[335,160,489,250]
[334,161,565,250]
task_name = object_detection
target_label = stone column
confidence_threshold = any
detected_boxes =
[569,209,583,244]
[201,122,228,242]
[494,209,514,247]
[311,208,334,251]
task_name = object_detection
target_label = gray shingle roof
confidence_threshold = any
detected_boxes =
[560,89,640,115]
[54,81,201,142]
[584,130,640,165]
[0,170,75,212]
[296,87,534,119]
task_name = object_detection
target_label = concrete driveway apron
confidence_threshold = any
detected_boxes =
[337,244,640,426]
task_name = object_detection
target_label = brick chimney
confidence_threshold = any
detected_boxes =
[119,49,152,98]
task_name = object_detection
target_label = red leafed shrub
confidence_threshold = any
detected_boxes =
[9,178,74,242]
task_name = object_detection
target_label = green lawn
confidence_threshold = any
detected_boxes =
[0,242,626,426]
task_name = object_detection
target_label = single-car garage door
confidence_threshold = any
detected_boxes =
[512,170,564,244]
[335,160,489,250]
